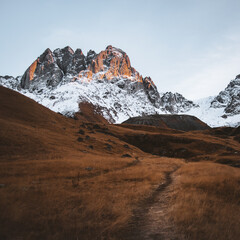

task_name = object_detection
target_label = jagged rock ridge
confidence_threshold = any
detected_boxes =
[211,76,240,116]
[20,45,163,109]
[159,92,198,113]
[20,45,143,86]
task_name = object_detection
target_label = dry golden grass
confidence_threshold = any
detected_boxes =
[169,162,240,240]
[0,154,183,240]
[1,87,240,239]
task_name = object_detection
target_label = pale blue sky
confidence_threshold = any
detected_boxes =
[1,0,240,99]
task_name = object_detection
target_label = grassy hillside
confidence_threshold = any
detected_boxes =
[0,86,240,239]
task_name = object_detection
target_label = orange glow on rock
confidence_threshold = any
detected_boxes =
[29,60,38,81]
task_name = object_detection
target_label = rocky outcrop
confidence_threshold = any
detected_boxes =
[20,45,157,86]
[53,47,86,75]
[73,45,144,84]
[159,92,198,113]
[21,46,87,90]
[21,48,63,90]
[0,75,21,90]
[142,77,160,107]
[86,45,132,77]
[211,76,240,116]
[20,45,146,89]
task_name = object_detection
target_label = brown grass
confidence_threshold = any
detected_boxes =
[0,154,183,240]
[169,162,240,240]
[1,86,240,239]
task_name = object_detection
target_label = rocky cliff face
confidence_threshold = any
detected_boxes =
[20,45,144,87]
[159,92,198,113]
[211,76,240,116]
[0,75,21,90]
[19,45,162,108]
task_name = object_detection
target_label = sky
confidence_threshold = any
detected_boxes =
[1,0,240,99]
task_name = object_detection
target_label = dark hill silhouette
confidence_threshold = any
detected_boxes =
[122,114,210,131]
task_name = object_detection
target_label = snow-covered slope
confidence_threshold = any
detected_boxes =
[19,79,166,123]
[187,76,240,127]
[0,75,21,89]
[159,92,198,113]
[186,96,240,127]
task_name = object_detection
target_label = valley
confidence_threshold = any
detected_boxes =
[0,86,240,239]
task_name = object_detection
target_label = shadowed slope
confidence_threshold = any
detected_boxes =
[0,86,76,160]
[0,86,70,129]
[110,123,240,163]
[75,102,110,124]
[122,114,210,131]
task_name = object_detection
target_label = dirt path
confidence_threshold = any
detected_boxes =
[120,166,184,240]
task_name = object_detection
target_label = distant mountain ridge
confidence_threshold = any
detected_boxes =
[0,45,240,127]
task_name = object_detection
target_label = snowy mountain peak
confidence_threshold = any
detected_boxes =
[1,46,239,127]
[0,45,203,123]
[85,45,133,80]
[235,74,240,80]
[20,45,146,91]
[210,77,240,116]
[6,46,167,122]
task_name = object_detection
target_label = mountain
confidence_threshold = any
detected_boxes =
[0,45,240,127]
[186,76,240,127]
[20,45,160,108]
[0,46,196,123]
